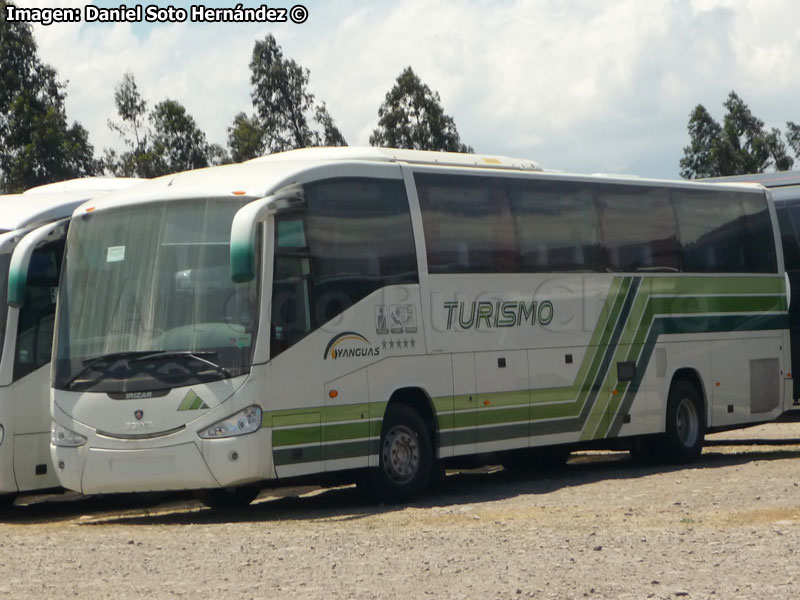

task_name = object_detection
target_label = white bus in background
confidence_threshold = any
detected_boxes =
[47,147,792,507]
[0,178,139,506]
[711,171,800,405]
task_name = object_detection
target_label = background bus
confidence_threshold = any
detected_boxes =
[710,171,800,406]
[48,148,791,506]
[0,178,138,506]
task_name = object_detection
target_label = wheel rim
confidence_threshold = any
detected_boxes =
[675,397,699,448]
[381,424,420,484]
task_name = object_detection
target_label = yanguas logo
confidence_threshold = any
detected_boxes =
[323,331,381,361]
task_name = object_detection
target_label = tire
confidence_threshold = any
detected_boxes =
[660,379,705,464]
[0,493,17,509]
[194,484,260,509]
[369,404,433,503]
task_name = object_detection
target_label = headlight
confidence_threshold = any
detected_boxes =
[51,422,87,447]
[198,406,262,439]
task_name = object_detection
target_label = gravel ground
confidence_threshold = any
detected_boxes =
[2,421,800,599]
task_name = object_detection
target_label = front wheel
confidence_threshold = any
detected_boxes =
[367,404,433,503]
[661,379,705,463]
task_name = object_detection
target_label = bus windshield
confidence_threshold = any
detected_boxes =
[53,198,259,393]
[0,252,9,367]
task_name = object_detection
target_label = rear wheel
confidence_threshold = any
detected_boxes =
[366,404,433,503]
[660,379,705,463]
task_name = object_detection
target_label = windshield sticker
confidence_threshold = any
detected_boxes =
[106,245,125,262]
[233,334,252,349]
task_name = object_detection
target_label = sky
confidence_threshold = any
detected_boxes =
[10,0,800,178]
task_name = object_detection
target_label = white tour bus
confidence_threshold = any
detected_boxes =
[0,178,138,506]
[48,148,792,506]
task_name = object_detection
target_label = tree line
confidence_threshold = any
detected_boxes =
[0,0,471,192]
[5,0,799,192]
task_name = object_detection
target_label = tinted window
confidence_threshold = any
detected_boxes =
[14,239,64,381]
[271,178,417,357]
[511,180,603,272]
[0,253,8,367]
[597,185,681,272]
[674,189,776,273]
[416,174,519,273]
[306,178,417,323]
[778,206,800,270]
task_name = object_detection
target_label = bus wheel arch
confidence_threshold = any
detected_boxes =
[661,369,707,463]
[367,388,437,503]
[386,387,438,450]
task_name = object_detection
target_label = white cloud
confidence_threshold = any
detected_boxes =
[11,0,800,177]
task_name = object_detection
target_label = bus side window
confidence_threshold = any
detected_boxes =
[674,189,776,273]
[416,174,520,273]
[13,240,63,381]
[784,206,800,270]
[511,180,604,272]
[305,178,418,323]
[597,184,681,273]
[270,217,312,357]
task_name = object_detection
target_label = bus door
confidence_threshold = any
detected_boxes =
[6,235,64,491]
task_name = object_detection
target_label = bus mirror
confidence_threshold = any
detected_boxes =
[7,219,68,309]
[230,186,304,283]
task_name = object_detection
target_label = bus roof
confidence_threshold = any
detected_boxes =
[76,147,775,216]
[74,147,546,212]
[0,177,141,231]
[708,170,800,204]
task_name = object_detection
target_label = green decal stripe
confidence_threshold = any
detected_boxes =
[476,423,530,445]
[323,422,371,443]
[649,295,785,315]
[453,411,477,429]
[478,389,530,408]
[273,440,380,466]
[476,406,529,427]
[269,275,786,456]
[439,429,477,448]
[606,312,788,439]
[574,277,635,416]
[530,387,575,405]
[273,421,375,447]
[262,402,375,427]
[649,275,782,295]
[579,277,641,438]
[273,445,321,466]
[273,426,321,447]
[586,290,786,440]
[266,412,320,428]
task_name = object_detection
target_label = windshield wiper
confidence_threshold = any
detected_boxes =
[66,350,158,389]
[129,351,232,378]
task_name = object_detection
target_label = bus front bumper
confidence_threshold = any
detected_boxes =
[51,429,272,494]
